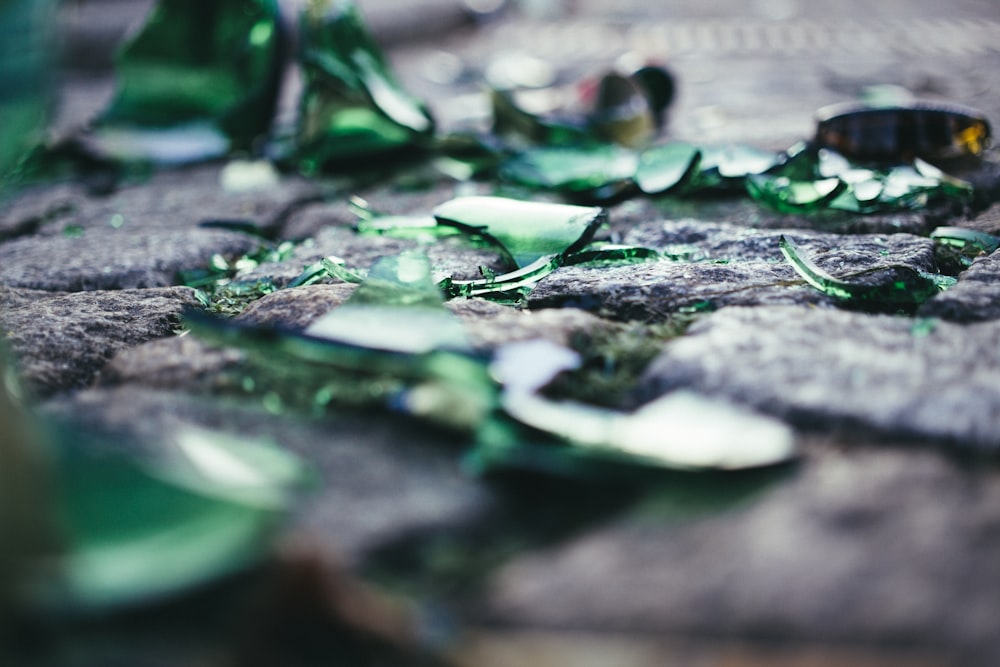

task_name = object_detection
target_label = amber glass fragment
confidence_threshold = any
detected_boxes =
[814,101,991,164]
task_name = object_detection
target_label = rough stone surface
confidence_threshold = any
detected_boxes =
[530,223,936,320]
[0,163,320,241]
[918,250,1000,322]
[0,287,200,397]
[472,444,1000,665]
[640,305,1000,450]
[0,228,262,292]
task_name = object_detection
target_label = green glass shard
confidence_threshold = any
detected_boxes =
[779,235,944,306]
[701,144,784,179]
[501,145,638,199]
[746,174,845,212]
[442,253,562,302]
[40,425,307,611]
[287,256,367,288]
[295,0,434,171]
[930,227,1000,255]
[432,196,606,268]
[90,0,284,163]
[564,244,660,266]
[633,142,701,194]
[306,252,471,354]
[0,0,55,195]
[476,389,796,473]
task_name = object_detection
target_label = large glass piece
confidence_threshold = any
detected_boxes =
[0,0,55,193]
[295,0,434,172]
[91,0,285,163]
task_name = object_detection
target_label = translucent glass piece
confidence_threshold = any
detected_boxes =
[295,0,434,170]
[0,0,55,194]
[779,235,944,306]
[432,196,606,268]
[634,142,700,194]
[91,0,284,163]
[930,227,1000,254]
[501,145,638,197]
[588,72,656,147]
[745,174,845,213]
[306,252,472,354]
[42,426,306,611]
[496,390,796,471]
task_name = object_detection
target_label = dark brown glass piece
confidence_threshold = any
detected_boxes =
[814,101,991,164]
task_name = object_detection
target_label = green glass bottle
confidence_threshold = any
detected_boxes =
[295,0,434,173]
[92,0,286,163]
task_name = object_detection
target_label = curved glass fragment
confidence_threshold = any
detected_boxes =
[295,0,434,171]
[90,0,285,163]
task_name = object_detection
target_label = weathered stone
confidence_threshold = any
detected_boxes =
[530,222,936,321]
[639,305,1000,450]
[0,163,320,240]
[39,387,494,565]
[0,227,261,291]
[918,250,1000,322]
[471,444,1000,663]
[98,334,244,391]
[0,287,200,397]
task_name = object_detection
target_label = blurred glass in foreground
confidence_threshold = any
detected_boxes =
[0,0,56,196]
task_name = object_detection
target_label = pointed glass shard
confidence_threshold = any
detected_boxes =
[432,196,607,268]
[634,142,700,194]
[295,0,434,172]
[89,0,285,163]
[779,235,945,306]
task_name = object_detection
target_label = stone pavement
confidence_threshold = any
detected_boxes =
[4,1,1000,665]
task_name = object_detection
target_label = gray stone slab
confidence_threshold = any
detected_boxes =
[0,287,200,397]
[918,250,1000,323]
[529,222,936,321]
[639,305,1000,450]
[471,445,1000,663]
[39,387,494,565]
[0,163,320,241]
[0,227,261,291]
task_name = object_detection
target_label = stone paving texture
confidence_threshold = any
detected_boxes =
[5,1,1000,666]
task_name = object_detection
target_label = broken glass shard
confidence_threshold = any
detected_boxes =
[481,389,796,473]
[0,0,55,194]
[588,72,656,147]
[746,175,845,212]
[306,252,471,353]
[814,100,992,163]
[930,227,1000,255]
[432,196,606,268]
[295,0,434,171]
[501,145,638,199]
[634,142,700,194]
[39,424,307,611]
[779,235,945,306]
[88,0,285,163]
